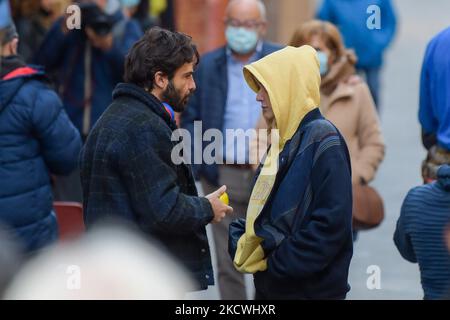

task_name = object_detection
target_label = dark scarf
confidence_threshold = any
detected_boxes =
[321,49,357,96]
[0,55,26,79]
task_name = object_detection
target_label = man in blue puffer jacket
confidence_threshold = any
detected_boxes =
[0,22,82,253]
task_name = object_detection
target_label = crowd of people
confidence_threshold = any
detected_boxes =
[0,0,449,300]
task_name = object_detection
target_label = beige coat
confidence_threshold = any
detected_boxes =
[251,76,385,185]
[320,77,385,184]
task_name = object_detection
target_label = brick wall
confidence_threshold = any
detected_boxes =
[174,0,227,54]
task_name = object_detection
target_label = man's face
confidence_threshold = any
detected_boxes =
[162,62,196,112]
[225,0,267,40]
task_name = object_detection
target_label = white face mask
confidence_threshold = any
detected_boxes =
[316,50,329,76]
[120,0,140,8]
[104,0,121,14]
[225,26,259,55]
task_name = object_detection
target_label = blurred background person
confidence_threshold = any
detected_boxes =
[419,26,450,184]
[0,0,11,56]
[446,223,450,254]
[0,21,82,254]
[0,224,23,298]
[181,0,280,300]
[446,222,450,299]
[10,0,70,63]
[34,0,142,202]
[3,224,194,299]
[121,0,157,32]
[150,0,174,31]
[394,164,450,299]
[0,0,10,29]
[288,20,384,238]
[317,0,397,109]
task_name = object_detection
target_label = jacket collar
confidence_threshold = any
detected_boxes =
[112,83,177,130]
[298,108,323,133]
[0,61,46,112]
[0,55,44,81]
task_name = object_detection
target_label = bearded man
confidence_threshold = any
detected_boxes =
[79,27,233,292]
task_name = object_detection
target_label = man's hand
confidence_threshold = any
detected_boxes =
[85,27,113,51]
[206,185,233,223]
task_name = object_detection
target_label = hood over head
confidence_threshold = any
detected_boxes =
[243,45,321,147]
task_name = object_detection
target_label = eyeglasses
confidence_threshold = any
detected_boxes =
[226,18,263,29]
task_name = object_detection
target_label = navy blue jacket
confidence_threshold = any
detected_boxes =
[35,14,142,135]
[394,165,450,299]
[0,64,82,252]
[229,109,353,299]
[180,42,281,185]
[80,83,215,290]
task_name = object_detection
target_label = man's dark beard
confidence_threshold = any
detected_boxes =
[162,80,192,112]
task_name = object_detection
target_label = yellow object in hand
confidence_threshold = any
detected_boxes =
[219,192,229,206]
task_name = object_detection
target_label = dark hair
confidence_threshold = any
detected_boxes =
[124,27,199,90]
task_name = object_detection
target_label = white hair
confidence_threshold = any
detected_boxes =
[4,225,194,300]
[226,0,267,22]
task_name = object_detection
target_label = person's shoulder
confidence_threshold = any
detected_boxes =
[301,115,343,150]
[433,26,450,41]
[18,76,56,107]
[262,41,283,55]
[194,46,226,77]
[404,183,438,205]
[308,117,339,137]
[425,26,450,55]
[200,46,227,63]
[345,75,373,97]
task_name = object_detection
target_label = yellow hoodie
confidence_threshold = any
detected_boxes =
[233,45,321,273]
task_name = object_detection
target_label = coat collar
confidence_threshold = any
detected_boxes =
[112,83,177,130]
[320,79,358,113]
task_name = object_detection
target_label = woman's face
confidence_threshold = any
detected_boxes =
[309,34,335,69]
[256,83,275,125]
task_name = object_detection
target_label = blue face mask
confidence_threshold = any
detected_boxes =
[225,26,259,55]
[120,0,140,7]
[317,51,329,76]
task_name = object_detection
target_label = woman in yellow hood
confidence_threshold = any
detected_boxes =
[228,45,354,299]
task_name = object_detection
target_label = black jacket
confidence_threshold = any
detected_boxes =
[80,83,214,289]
